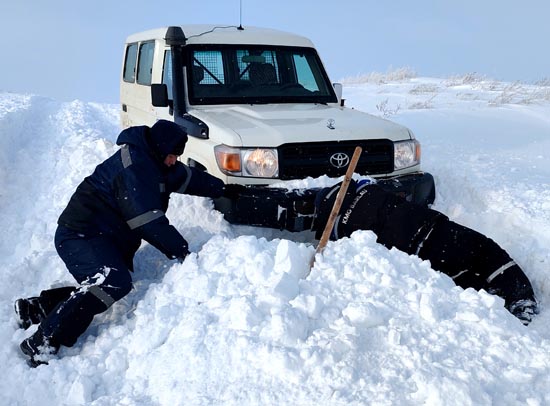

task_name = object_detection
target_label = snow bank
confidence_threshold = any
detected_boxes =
[2,78,550,405]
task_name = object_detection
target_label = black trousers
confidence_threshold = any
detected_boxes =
[325,183,537,316]
[33,226,134,347]
[414,218,535,308]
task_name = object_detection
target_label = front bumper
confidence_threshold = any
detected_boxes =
[214,172,436,232]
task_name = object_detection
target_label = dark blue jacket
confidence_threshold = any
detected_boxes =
[58,124,224,260]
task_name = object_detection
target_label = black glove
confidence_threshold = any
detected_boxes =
[223,184,247,200]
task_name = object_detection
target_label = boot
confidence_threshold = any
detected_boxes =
[20,328,59,368]
[485,263,538,325]
[14,298,46,330]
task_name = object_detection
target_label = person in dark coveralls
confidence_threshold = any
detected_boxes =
[15,120,227,367]
[311,179,539,325]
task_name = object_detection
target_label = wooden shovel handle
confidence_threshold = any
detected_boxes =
[308,146,363,271]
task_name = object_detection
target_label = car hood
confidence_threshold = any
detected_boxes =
[189,104,411,147]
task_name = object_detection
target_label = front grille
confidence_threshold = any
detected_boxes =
[278,139,394,180]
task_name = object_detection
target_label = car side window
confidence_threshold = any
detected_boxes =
[123,43,138,83]
[137,41,155,85]
[162,51,173,99]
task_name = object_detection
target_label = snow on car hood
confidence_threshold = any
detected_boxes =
[189,103,411,147]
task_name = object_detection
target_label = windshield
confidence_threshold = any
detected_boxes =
[184,45,338,105]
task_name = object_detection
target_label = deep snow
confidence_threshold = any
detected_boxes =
[1,74,550,405]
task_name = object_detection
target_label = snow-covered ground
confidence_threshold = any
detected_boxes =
[1,74,549,405]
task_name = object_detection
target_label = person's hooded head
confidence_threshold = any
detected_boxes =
[149,120,188,162]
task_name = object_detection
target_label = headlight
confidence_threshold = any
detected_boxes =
[394,139,420,170]
[215,145,279,178]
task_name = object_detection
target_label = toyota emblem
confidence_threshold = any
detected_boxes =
[329,152,350,168]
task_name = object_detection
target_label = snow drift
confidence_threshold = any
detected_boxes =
[1,75,550,405]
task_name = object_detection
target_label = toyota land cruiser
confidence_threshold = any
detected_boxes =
[120,25,435,231]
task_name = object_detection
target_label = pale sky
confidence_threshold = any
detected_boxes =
[1,0,549,103]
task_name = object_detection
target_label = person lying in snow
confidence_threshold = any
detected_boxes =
[311,179,539,325]
[14,120,230,367]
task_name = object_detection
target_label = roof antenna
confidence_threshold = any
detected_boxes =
[238,0,244,30]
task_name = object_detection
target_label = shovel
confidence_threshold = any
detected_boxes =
[307,146,363,274]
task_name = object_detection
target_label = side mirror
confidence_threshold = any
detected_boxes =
[333,83,345,106]
[151,84,169,107]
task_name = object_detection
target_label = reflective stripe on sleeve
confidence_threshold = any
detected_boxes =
[126,210,165,230]
[176,166,193,194]
[88,285,116,308]
[451,269,469,280]
[120,145,133,168]
[414,226,435,255]
[486,260,516,283]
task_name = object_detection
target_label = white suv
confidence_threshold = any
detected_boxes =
[120,25,434,230]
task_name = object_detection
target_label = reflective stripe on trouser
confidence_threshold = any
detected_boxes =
[39,270,132,347]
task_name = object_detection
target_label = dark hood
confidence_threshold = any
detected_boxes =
[149,120,188,159]
[116,125,151,151]
[116,120,188,163]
